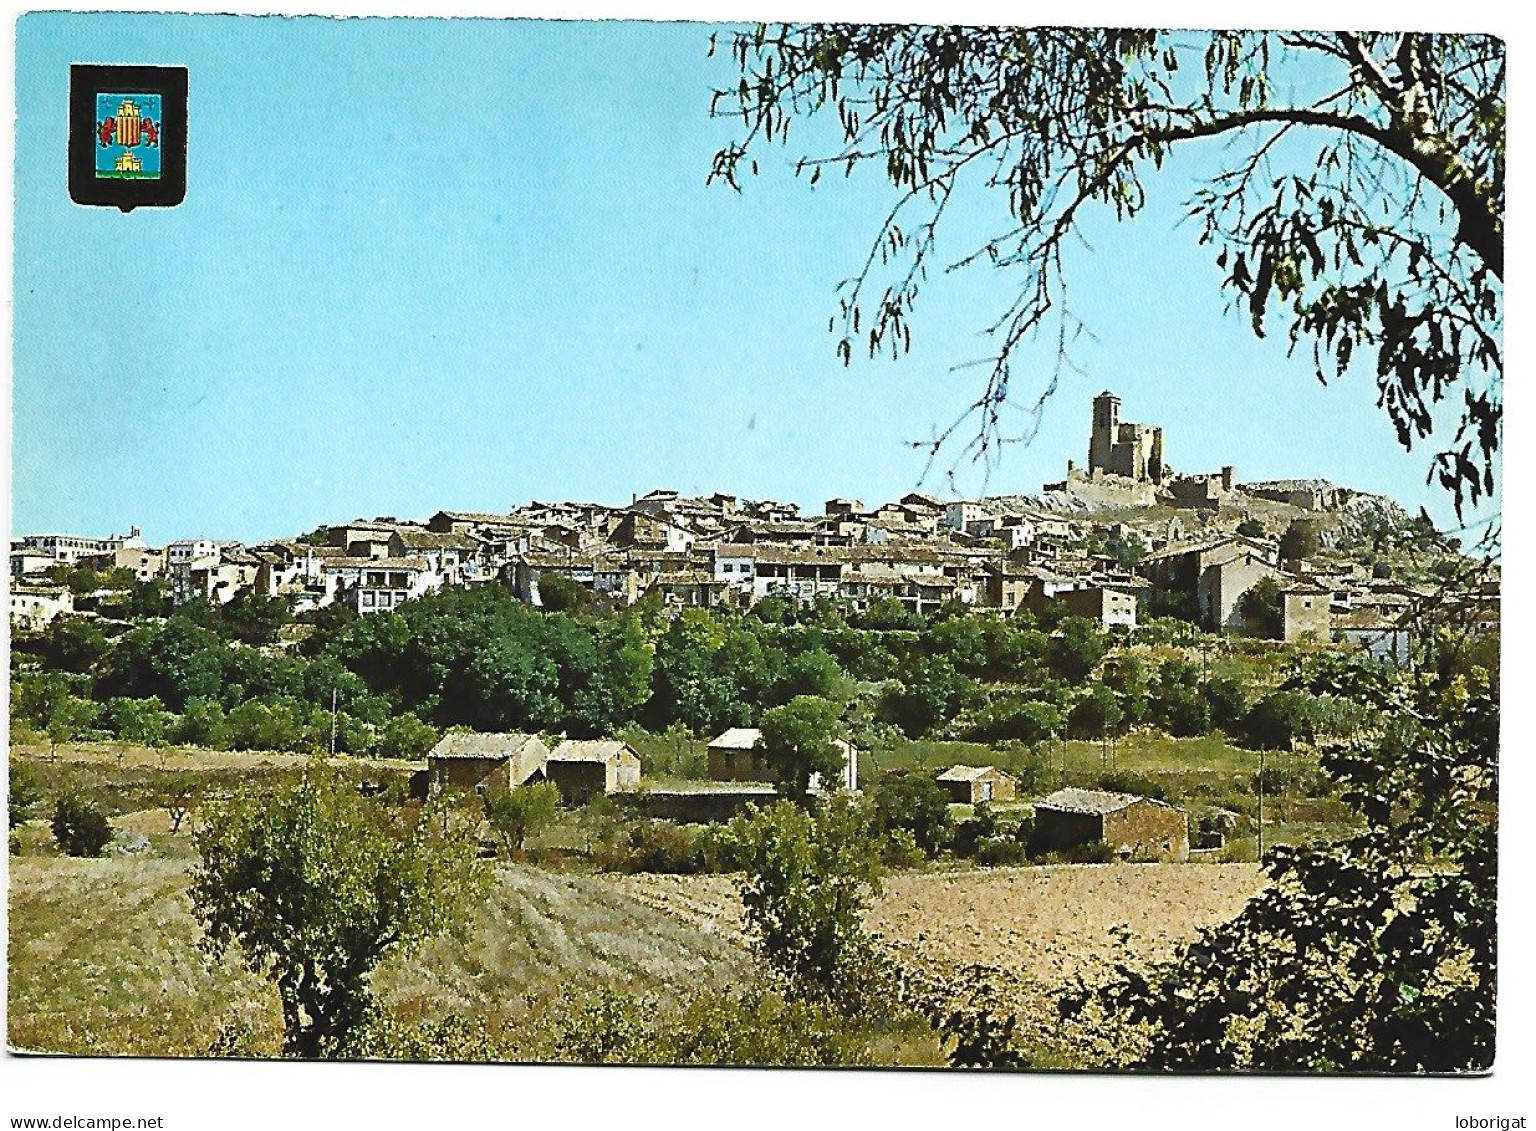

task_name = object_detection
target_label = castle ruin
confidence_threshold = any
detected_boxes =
[1089,391,1166,484]
[1049,390,1236,510]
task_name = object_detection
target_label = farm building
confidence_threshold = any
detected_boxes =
[1030,788,1189,861]
[706,727,858,792]
[545,739,642,804]
[427,731,550,795]
[935,765,1018,805]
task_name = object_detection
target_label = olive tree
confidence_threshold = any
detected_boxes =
[712,28,1502,517]
[190,764,490,1058]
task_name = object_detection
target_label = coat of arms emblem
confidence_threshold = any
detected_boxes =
[95,93,162,180]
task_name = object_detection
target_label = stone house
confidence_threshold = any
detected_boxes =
[1030,788,1188,861]
[1141,536,1278,632]
[707,727,858,792]
[545,739,642,804]
[341,557,442,614]
[1280,582,1332,642]
[427,731,551,795]
[935,765,1018,805]
[78,545,166,583]
[1024,576,1142,628]
[10,546,56,579]
[10,584,75,631]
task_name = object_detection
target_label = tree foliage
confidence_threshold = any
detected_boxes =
[51,794,112,857]
[190,764,490,1058]
[713,27,1501,515]
[869,769,953,856]
[1066,636,1495,1071]
[730,796,888,1015]
[757,694,847,804]
[482,780,563,856]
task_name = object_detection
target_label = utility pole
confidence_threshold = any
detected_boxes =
[329,688,338,758]
[1256,747,1266,864]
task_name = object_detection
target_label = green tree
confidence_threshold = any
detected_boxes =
[757,695,847,805]
[482,780,563,856]
[1205,675,1252,733]
[1236,518,1265,538]
[1047,618,1107,683]
[104,696,175,748]
[868,770,952,857]
[1279,518,1323,563]
[964,697,1063,745]
[730,795,887,1014]
[1241,690,1320,750]
[372,713,440,761]
[713,28,1501,516]
[44,695,100,758]
[220,591,293,645]
[51,794,113,857]
[1150,682,1212,738]
[776,648,853,705]
[34,616,111,673]
[537,571,592,614]
[175,697,230,749]
[1067,684,1123,741]
[1237,577,1285,638]
[190,765,490,1058]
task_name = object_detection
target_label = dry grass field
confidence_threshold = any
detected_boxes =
[616,862,1264,1063]
[7,855,752,1058]
[9,851,1260,1064]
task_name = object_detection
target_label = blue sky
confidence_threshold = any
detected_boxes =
[13,14,1498,544]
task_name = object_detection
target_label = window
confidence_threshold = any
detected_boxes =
[361,592,375,607]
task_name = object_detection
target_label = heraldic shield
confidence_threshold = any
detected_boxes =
[95,92,163,180]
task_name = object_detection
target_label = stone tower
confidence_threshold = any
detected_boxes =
[1087,389,1166,484]
[1089,390,1120,472]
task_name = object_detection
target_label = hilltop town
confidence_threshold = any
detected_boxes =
[11,391,1496,660]
[9,392,1502,1069]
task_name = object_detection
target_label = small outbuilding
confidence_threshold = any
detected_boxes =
[1030,787,1188,861]
[935,765,1018,805]
[706,727,857,792]
[545,739,642,804]
[427,731,550,795]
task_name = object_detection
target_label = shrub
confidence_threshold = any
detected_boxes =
[1240,690,1321,750]
[1064,840,1117,864]
[963,698,1063,744]
[9,760,42,828]
[623,819,706,874]
[482,780,563,856]
[730,795,890,1015]
[868,770,952,857]
[880,827,928,869]
[1098,770,1168,801]
[975,835,1030,866]
[51,794,113,857]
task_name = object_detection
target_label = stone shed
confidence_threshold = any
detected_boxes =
[935,765,1018,805]
[545,739,642,804]
[427,731,550,796]
[1030,787,1188,861]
